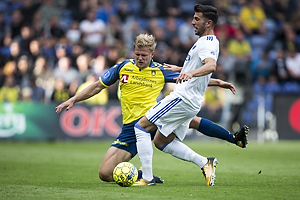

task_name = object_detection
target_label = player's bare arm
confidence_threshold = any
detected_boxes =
[208,78,236,94]
[175,57,216,83]
[163,63,182,72]
[55,80,105,113]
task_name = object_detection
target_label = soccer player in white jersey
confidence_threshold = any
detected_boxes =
[134,4,227,186]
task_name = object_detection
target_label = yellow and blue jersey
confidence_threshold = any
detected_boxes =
[100,59,179,124]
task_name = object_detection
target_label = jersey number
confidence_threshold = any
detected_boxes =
[207,36,213,41]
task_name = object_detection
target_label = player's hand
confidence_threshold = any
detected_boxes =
[55,99,75,113]
[219,81,236,94]
[174,72,193,84]
[163,63,182,72]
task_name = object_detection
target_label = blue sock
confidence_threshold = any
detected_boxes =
[198,118,236,144]
[138,170,142,179]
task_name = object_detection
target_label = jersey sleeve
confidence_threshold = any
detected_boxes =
[99,60,130,87]
[198,37,219,61]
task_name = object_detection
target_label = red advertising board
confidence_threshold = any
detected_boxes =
[274,94,300,139]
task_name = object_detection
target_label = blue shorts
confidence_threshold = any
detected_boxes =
[111,118,156,158]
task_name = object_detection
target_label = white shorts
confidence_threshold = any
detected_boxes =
[145,93,199,141]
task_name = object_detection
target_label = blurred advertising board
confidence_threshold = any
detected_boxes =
[274,94,300,140]
[0,101,122,141]
[2,95,300,141]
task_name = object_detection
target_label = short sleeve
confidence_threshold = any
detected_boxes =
[100,60,130,87]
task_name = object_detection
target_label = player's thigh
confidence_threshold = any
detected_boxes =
[99,146,132,174]
[137,116,157,132]
[147,95,197,141]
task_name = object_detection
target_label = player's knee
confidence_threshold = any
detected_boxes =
[98,169,106,181]
[189,117,201,129]
[98,168,112,182]
[154,140,164,150]
[154,141,160,149]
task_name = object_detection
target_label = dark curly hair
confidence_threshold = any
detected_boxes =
[194,4,218,27]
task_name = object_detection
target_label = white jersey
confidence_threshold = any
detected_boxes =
[145,35,219,140]
[173,35,219,110]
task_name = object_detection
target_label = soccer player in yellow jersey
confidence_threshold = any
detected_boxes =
[55,33,248,183]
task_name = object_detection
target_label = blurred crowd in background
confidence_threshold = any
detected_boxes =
[0,0,300,131]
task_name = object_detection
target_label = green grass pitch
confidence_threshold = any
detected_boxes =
[1,140,299,200]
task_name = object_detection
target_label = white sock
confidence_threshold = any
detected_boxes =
[162,139,208,168]
[134,124,153,182]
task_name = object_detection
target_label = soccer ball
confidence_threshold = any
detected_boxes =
[113,162,138,187]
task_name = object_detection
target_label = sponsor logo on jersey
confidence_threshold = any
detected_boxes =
[210,51,215,55]
[121,74,129,83]
[151,70,156,76]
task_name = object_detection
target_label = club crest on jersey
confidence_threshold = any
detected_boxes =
[151,70,156,76]
[121,74,129,83]
[186,54,191,61]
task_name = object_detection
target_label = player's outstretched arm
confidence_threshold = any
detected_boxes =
[55,80,105,113]
[174,58,216,83]
[163,63,182,72]
[208,78,236,94]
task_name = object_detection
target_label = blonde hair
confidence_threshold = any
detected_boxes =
[3,61,16,76]
[134,33,157,52]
